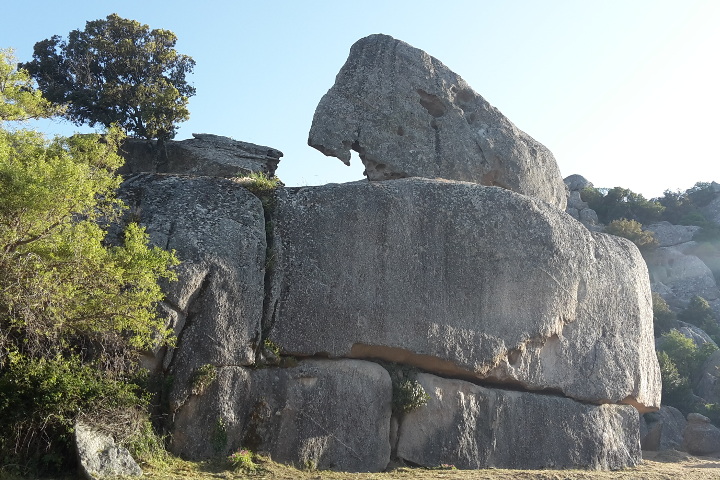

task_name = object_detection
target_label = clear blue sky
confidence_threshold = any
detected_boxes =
[3,0,718,198]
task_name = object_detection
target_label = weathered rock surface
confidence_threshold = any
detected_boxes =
[75,422,142,479]
[308,34,566,209]
[564,174,593,192]
[171,359,392,472]
[395,373,640,470]
[118,174,267,408]
[696,350,720,404]
[645,246,720,308]
[683,413,720,455]
[646,222,701,248]
[268,178,660,410]
[120,134,282,177]
[641,406,687,451]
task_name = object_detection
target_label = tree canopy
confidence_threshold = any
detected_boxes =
[0,48,61,122]
[22,14,195,141]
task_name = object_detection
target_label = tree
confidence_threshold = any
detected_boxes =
[652,292,677,337]
[581,186,664,225]
[0,48,61,122]
[0,50,178,474]
[22,14,195,141]
[679,296,720,345]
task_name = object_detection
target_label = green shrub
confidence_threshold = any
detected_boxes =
[233,172,281,195]
[0,353,145,474]
[228,448,257,473]
[652,292,678,336]
[679,296,720,345]
[605,218,658,251]
[393,379,431,414]
[190,364,217,396]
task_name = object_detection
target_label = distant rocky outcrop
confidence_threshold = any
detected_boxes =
[120,133,282,178]
[564,174,600,229]
[308,34,567,210]
[683,413,720,455]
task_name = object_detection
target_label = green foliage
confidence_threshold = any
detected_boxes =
[191,364,217,396]
[0,83,179,472]
[679,296,720,345]
[0,48,61,122]
[211,417,228,454]
[0,354,145,473]
[652,292,677,337]
[124,419,172,468]
[582,186,664,225]
[23,14,195,140]
[234,172,282,195]
[657,330,718,413]
[392,378,431,414]
[605,218,658,251]
[228,448,258,473]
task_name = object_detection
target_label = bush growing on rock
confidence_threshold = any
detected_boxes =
[679,296,720,345]
[605,218,658,251]
[653,292,678,337]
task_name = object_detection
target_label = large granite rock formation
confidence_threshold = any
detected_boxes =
[683,413,720,455]
[641,406,686,451]
[268,178,660,411]
[118,174,267,409]
[120,134,282,177]
[308,34,567,210]
[171,359,392,472]
[396,373,640,470]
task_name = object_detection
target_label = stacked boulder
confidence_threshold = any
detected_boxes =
[564,174,600,229]
[123,34,660,472]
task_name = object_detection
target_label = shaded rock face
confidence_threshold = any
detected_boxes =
[696,350,720,404]
[308,34,567,209]
[268,178,660,410]
[683,413,720,455]
[75,422,142,479]
[641,406,686,451]
[645,246,720,308]
[171,359,392,472]
[396,373,640,470]
[120,134,282,178]
[117,174,267,409]
[646,222,701,248]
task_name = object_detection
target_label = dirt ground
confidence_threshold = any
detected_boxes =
[141,450,720,480]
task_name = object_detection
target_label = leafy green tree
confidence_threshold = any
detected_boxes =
[604,218,658,252]
[582,186,664,225]
[0,51,178,474]
[0,48,61,122]
[23,14,195,141]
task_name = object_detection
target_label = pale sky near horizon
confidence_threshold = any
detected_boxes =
[3,0,718,199]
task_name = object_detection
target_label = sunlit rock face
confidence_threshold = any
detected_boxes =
[308,34,567,210]
[267,178,661,411]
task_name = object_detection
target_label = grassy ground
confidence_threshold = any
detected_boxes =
[138,450,720,480]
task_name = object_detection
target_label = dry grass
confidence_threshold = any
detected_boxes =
[140,451,720,480]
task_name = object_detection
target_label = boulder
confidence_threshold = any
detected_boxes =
[696,350,720,404]
[645,247,720,307]
[118,174,267,408]
[268,178,660,410]
[641,406,687,451]
[308,34,567,209]
[567,190,588,211]
[120,134,282,177]
[395,373,640,470]
[645,222,701,247]
[171,359,392,472]
[683,413,720,455]
[75,422,142,479]
[702,193,720,225]
[564,174,593,191]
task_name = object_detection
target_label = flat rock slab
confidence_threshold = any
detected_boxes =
[308,34,566,209]
[396,373,641,470]
[118,174,267,408]
[268,178,660,410]
[171,359,392,472]
[120,133,282,177]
